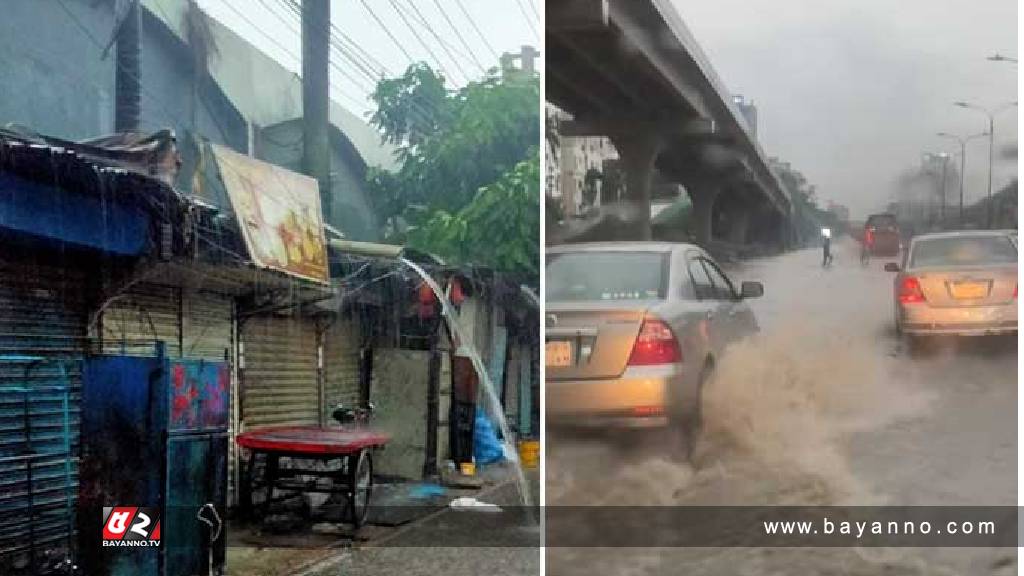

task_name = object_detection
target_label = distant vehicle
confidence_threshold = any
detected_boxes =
[864,213,901,256]
[885,230,1017,340]
[545,242,764,460]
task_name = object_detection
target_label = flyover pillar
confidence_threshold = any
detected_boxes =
[726,204,751,245]
[687,183,720,247]
[609,131,663,240]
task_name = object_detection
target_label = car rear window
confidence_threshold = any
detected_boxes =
[546,251,668,301]
[909,236,1017,268]
[866,214,898,229]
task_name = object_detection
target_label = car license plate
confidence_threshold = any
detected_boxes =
[546,340,572,367]
[950,281,988,300]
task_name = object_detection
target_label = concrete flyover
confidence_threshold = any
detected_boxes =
[548,0,792,249]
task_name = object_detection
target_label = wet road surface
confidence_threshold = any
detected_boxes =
[547,239,1017,575]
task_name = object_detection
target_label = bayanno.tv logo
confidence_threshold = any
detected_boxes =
[102,507,161,547]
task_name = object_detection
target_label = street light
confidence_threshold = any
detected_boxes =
[936,130,989,227]
[987,53,1018,64]
[952,100,1017,228]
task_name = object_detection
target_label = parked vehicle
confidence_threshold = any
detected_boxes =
[864,213,901,256]
[885,230,1017,339]
[545,242,763,460]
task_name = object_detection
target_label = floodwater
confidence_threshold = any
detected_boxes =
[546,239,1017,575]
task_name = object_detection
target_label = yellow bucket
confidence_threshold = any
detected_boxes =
[518,440,540,470]
[459,462,476,476]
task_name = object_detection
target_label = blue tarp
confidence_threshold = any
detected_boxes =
[473,408,505,465]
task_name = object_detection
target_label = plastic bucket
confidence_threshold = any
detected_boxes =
[518,440,540,470]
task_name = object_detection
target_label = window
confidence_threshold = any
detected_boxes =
[546,251,669,302]
[686,257,715,300]
[909,235,1017,268]
[701,259,738,300]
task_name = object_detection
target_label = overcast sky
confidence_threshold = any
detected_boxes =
[677,0,1018,218]
[197,0,539,117]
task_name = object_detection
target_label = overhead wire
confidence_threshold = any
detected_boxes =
[397,0,474,80]
[225,0,374,109]
[274,0,441,135]
[512,0,539,40]
[430,0,487,75]
[385,0,454,83]
[453,0,499,61]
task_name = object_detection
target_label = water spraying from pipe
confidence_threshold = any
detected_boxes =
[398,257,535,519]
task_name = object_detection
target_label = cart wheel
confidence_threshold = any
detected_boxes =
[347,449,373,529]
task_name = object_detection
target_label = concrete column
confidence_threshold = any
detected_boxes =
[688,185,719,247]
[726,204,751,245]
[610,132,662,240]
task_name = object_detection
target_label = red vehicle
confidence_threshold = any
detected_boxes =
[863,213,901,256]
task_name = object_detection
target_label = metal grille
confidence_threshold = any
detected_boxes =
[0,257,87,569]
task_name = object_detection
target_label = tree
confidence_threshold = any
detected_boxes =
[408,155,539,278]
[367,64,539,279]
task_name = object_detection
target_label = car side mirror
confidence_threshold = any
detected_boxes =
[740,281,764,299]
[884,263,900,272]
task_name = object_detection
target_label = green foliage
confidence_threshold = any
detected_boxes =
[407,154,540,279]
[367,64,540,278]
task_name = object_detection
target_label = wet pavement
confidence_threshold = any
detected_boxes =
[547,239,1017,575]
[301,471,540,576]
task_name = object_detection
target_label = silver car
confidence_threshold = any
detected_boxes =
[545,242,763,458]
[886,230,1017,338]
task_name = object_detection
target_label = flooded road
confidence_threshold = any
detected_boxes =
[546,239,1017,575]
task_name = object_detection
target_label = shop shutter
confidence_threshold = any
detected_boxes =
[322,317,362,420]
[182,291,237,504]
[182,291,233,362]
[100,283,181,357]
[0,256,88,567]
[240,315,319,429]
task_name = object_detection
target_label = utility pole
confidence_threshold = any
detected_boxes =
[114,0,142,132]
[939,155,948,228]
[302,0,331,219]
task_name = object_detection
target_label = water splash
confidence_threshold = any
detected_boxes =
[398,257,535,517]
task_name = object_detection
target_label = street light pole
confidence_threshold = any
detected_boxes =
[953,101,1017,228]
[937,130,989,228]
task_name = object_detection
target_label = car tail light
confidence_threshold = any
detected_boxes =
[899,277,925,304]
[627,316,681,365]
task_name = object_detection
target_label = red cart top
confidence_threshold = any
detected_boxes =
[236,426,390,455]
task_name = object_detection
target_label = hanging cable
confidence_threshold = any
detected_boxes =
[512,0,539,40]
[385,0,454,83]
[453,0,499,61]
[431,0,486,75]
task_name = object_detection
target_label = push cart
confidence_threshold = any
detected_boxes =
[236,426,390,529]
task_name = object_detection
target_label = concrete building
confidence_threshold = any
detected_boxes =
[545,104,618,218]
[0,0,396,242]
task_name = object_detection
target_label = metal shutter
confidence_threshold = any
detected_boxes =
[240,315,319,429]
[182,291,237,505]
[322,317,361,420]
[0,256,87,568]
[100,283,181,357]
[182,291,233,362]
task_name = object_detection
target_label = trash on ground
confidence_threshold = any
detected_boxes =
[449,497,503,512]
